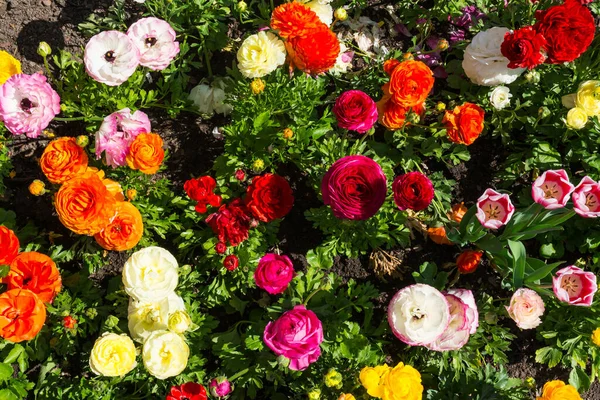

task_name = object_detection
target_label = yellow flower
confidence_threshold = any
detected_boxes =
[334,8,348,21]
[29,180,46,196]
[338,395,355,400]
[0,51,21,85]
[168,310,192,334]
[575,80,600,117]
[436,102,446,112]
[359,365,390,398]
[237,31,286,79]
[592,328,600,347]
[142,331,189,379]
[536,380,581,400]
[251,78,265,95]
[381,362,423,400]
[282,128,294,140]
[89,333,137,377]
[127,188,137,201]
[307,389,321,400]
[566,107,588,130]
[324,368,343,388]
[252,159,265,172]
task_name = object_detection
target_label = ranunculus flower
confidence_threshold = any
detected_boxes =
[531,169,575,210]
[489,86,512,110]
[122,246,179,302]
[386,60,434,107]
[476,188,515,229]
[462,27,525,86]
[333,90,378,133]
[89,333,137,377]
[566,107,588,130]
[94,201,144,251]
[245,174,294,222]
[534,0,595,64]
[167,383,207,400]
[237,31,286,79]
[286,26,340,75]
[84,31,140,86]
[572,176,600,218]
[6,252,61,303]
[552,266,597,306]
[209,377,232,398]
[387,284,450,346]
[447,288,479,334]
[188,83,232,116]
[271,2,322,39]
[456,250,483,274]
[575,80,600,118]
[223,254,239,271]
[500,26,547,69]
[392,171,434,212]
[321,155,387,220]
[126,132,164,174]
[360,365,390,398]
[506,288,545,329]
[380,362,424,400]
[127,292,185,342]
[377,93,425,130]
[0,73,60,137]
[143,330,189,379]
[206,199,251,246]
[263,305,323,371]
[40,137,89,184]
[63,315,76,329]
[0,50,21,85]
[537,380,582,400]
[127,17,179,70]
[254,253,294,294]
[450,203,468,223]
[426,293,470,351]
[184,176,222,213]
[443,102,485,146]
[168,310,192,334]
[0,289,46,343]
[0,226,19,265]
[427,226,453,245]
[303,0,333,26]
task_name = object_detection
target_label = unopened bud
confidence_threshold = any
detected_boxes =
[334,8,347,21]
[37,42,52,58]
[76,135,89,147]
[237,1,247,12]
[29,180,46,196]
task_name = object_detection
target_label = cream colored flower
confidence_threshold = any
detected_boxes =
[304,0,333,26]
[506,288,545,329]
[89,333,137,377]
[122,246,179,302]
[489,86,512,110]
[566,108,588,130]
[168,310,192,334]
[237,31,286,79]
[188,82,232,116]
[576,80,600,117]
[127,292,185,342]
[142,331,189,379]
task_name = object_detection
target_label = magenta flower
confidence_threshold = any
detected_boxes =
[84,31,140,86]
[332,90,378,133]
[0,73,60,138]
[127,17,180,71]
[532,169,575,210]
[254,253,294,295]
[392,171,435,212]
[95,108,151,167]
[476,188,515,229]
[572,176,600,218]
[552,265,597,306]
[209,377,232,398]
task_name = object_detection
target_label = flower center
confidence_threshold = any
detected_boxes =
[20,98,34,113]
[586,193,599,210]
[560,275,583,297]
[484,203,501,220]
[542,182,560,199]
[6,309,19,320]
[104,51,116,62]
[145,37,157,48]
[410,307,425,320]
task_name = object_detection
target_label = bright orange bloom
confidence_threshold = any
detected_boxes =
[126,133,165,175]
[377,97,425,130]
[0,226,19,265]
[55,173,117,235]
[94,202,144,251]
[450,203,468,223]
[40,137,89,184]
[6,252,61,303]
[271,2,322,39]
[286,26,340,75]
[456,250,483,274]
[443,103,485,146]
[427,226,453,245]
[388,60,434,107]
[0,289,46,343]
[80,168,125,201]
[537,380,581,400]
[384,59,401,76]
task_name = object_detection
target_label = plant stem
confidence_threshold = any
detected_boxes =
[303,288,323,306]
[230,368,249,381]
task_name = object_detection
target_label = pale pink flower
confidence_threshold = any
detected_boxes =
[426,293,470,351]
[572,176,600,218]
[552,265,597,306]
[476,188,515,229]
[0,73,60,138]
[95,108,151,167]
[127,17,180,71]
[84,31,140,86]
[506,288,545,329]
[447,288,479,334]
[531,169,575,209]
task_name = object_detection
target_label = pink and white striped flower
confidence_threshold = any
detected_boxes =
[84,31,140,86]
[531,169,575,209]
[95,108,151,167]
[552,265,597,306]
[476,188,515,229]
[447,288,479,334]
[572,176,600,218]
[127,17,180,71]
[426,293,470,351]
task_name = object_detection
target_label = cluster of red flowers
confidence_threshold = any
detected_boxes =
[501,0,595,69]
[271,2,340,75]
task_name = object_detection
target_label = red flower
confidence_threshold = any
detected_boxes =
[184,176,222,213]
[246,174,294,223]
[457,250,484,274]
[206,199,251,247]
[215,242,227,254]
[392,172,435,211]
[285,26,340,75]
[235,169,245,181]
[223,255,239,271]
[63,315,76,329]
[0,226,19,265]
[501,26,547,69]
[166,383,207,400]
[333,90,378,134]
[534,0,595,64]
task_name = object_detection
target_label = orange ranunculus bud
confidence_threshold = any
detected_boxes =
[0,226,19,265]
[40,137,89,184]
[443,103,485,146]
[270,2,322,40]
[457,250,484,274]
[388,60,434,108]
[427,226,453,245]
[0,289,46,343]
[285,26,340,75]
[63,315,76,329]
[126,133,165,175]
[29,179,46,196]
[450,202,468,223]
[94,202,144,251]
[383,59,401,76]
[6,252,61,303]
[55,173,117,235]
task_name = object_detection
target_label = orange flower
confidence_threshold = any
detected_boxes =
[0,289,46,343]
[126,133,165,175]
[427,226,453,245]
[383,59,401,76]
[377,96,425,130]
[94,202,144,251]
[0,226,19,265]
[387,60,434,107]
[456,250,483,274]
[286,26,340,75]
[80,168,125,201]
[40,137,89,184]
[450,203,468,223]
[6,252,61,303]
[55,173,117,235]
[443,103,485,146]
[271,2,322,39]
[537,380,581,400]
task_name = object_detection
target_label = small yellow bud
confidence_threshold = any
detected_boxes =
[282,128,294,140]
[44,130,55,138]
[37,42,52,58]
[237,0,247,12]
[525,377,535,389]
[436,39,449,51]
[250,78,265,95]
[76,135,89,147]
[252,159,265,172]
[29,180,46,196]
[126,189,137,201]
[334,8,348,21]
[8,170,16,179]
[402,52,414,60]
[406,110,421,125]
[592,328,600,347]
[307,389,321,400]
[436,102,446,112]
[324,368,343,388]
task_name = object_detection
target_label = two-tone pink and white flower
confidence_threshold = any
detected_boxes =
[84,31,140,86]
[426,293,471,351]
[127,17,180,71]
[447,288,479,334]
[95,108,151,167]
[531,169,575,209]
[476,188,515,229]
[572,176,600,218]
[552,265,597,306]
[0,73,60,138]
[506,288,545,329]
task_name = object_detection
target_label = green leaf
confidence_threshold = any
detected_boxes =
[508,240,526,288]
[524,259,564,284]
[569,367,591,392]
[253,111,271,130]
[0,389,17,400]
[0,363,13,381]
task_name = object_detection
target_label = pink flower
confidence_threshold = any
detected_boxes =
[447,288,478,334]
[476,188,515,229]
[209,377,232,398]
[263,305,323,371]
[84,31,140,86]
[506,288,545,329]
[95,108,151,167]
[254,253,294,295]
[572,176,600,218]
[552,265,597,306]
[332,90,378,133]
[392,171,435,211]
[426,293,470,351]
[127,17,180,71]
[0,73,60,138]
[531,169,575,209]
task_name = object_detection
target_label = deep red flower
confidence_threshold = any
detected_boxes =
[184,176,222,213]
[392,172,435,211]
[63,315,76,329]
[215,242,227,254]
[235,169,245,181]
[501,26,547,69]
[206,199,251,247]
[166,382,207,400]
[223,255,239,271]
[246,174,294,223]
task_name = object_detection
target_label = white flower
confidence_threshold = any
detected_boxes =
[426,293,470,352]
[142,331,189,379]
[506,288,545,330]
[168,310,192,334]
[489,86,512,110]
[128,292,185,343]
[84,31,140,86]
[122,246,179,302]
[188,83,232,116]
[304,0,334,26]
[387,283,450,346]
[237,31,286,79]
[462,27,525,86]
[127,17,180,71]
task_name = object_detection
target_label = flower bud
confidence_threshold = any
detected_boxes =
[436,39,449,51]
[484,312,498,325]
[29,180,46,196]
[126,188,137,201]
[168,310,192,334]
[104,315,119,328]
[525,377,536,389]
[209,377,233,397]
[63,315,77,329]
[524,70,540,84]
[252,159,265,172]
[235,169,245,181]
[307,389,321,400]
[277,355,290,368]
[37,42,52,57]
[236,0,248,12]
[282,128,294,140]
[215,242,227,254]
[436,102,446,112]
[538,106,551,119]
[406,110,421,124]
[75,135,89,147]
[402,52,414,60]
[324,368,343,388]
[251,78,265,95]
[338,395,356,400]
[334,8,348,21]
[85,308,98,319]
